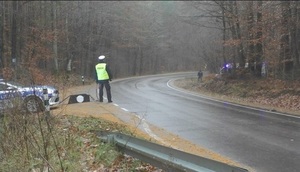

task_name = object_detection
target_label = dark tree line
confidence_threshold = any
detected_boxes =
[201,1,300,79]
[1,1,300,82]
[0,1,205,82]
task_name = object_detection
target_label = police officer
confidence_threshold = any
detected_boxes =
[95,55,113,103]
[197,69,203,82]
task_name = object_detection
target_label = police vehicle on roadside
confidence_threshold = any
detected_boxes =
[0,79,59,113]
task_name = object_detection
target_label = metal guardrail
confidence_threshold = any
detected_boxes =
[97,132,249,172]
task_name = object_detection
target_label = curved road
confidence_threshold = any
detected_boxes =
[108,72,300,172]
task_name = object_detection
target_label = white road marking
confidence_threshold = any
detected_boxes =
[135,115,167,145]
[115,103,167,145]
[121,108,128,112]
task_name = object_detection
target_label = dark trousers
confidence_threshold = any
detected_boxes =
[98,81,112,102]
[198,76,202,82]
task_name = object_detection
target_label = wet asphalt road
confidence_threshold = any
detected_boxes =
[109,72,300,172]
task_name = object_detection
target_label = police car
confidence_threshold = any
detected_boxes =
[0,79,59,113]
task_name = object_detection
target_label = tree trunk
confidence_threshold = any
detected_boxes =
[227,1,238,71]
[85,2,93,77]
[11,1,17,70]
[290,1,300,78]
[66,12,72,72]
[0,1,4,69]
[233,1,245,69]
[52,1,59,72]
[279,1,291,79]
[247,1,255,70]
[297,2,300,68]
[139,47,144,75]
[133,46,138,76]
[255,0,263,76]
[221,1,227,66]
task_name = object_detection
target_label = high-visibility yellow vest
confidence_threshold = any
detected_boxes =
[95,63,109,80]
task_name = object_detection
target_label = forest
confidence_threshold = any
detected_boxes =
[1,1,300,83]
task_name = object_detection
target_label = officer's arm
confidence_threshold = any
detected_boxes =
[106,64,113,80]
[95,68,98,83]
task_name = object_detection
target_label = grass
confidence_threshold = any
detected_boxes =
[0,109,156,172]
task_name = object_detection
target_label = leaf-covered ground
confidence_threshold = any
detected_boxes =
[174,74,300,116]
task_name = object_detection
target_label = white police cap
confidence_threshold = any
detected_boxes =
[98,55,105,60]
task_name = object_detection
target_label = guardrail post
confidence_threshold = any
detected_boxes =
[81,76,85,85]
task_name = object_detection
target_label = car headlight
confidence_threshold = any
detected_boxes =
[41,86,59,95]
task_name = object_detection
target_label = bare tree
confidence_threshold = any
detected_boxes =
[51,1,58,72]
[279,1,292,79]
[0,1,4,70]
[11,1,17,70]
[1,1,300,81]
[290,1,300,78]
